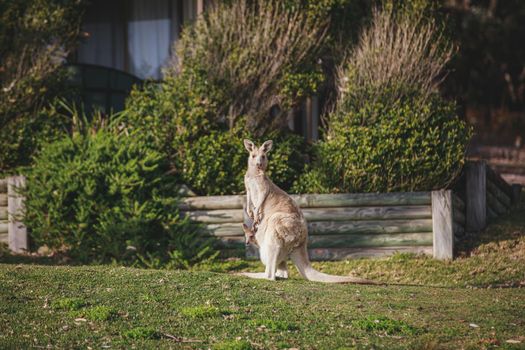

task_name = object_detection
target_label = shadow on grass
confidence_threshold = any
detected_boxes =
[0,247,254,272]
[455,199,525,258]
[0,252,77,266]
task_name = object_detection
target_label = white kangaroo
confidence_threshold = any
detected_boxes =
[241,139,375,284]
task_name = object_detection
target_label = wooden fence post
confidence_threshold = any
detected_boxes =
[511,184,522,205]
[466,161,487,232]
[432,190,454,260]
[8,176,27,253]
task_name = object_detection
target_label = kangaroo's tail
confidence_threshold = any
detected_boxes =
[290,244,377,284]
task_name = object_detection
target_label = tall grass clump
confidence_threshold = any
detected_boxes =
[168,0,328,135]
[293,6,472,194]
[338,6,453,110]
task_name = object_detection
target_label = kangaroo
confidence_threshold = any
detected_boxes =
[242,139,375,284]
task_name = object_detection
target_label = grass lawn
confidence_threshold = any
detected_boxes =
[1,206,524,349]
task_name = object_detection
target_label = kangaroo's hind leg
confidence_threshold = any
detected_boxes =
[264,245,281,281]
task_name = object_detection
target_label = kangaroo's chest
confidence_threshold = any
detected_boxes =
[245,176,265,207]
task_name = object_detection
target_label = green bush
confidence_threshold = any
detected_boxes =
[124,78,309,196]
[293,96,471,193]
[178,128,307,195]
[122,72,224,182]
[122,0,342,195]
[293,5,471,194]
[23,119,213,265]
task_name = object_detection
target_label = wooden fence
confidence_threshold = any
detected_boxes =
[1,161,521,260]
[180,190,467,261]
[462,161,522,231]
[180,161,521,261]
[0,176,27,253]
[180,192,437,260]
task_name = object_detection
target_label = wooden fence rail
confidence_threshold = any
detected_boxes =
[465,161,521,232]
[1,161,521,260]
[180,192,437,260]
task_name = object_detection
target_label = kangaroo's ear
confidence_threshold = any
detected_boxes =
[242,223,250,233]
[260,140,273,153]
[243,139,255,153]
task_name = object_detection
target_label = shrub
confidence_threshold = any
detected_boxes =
[293,96,471,193]
[23,117,213,265]
[293,6,471,194]
[178,128,307,195]
[123,71,224,155]
[337,6,453,110]
[0,103,69,175]
[170,0,328,135]
[122,0,333,195]
[124,80,309,196]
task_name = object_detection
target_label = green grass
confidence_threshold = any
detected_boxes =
[351,316,420,335]
[50,297,86,311]
[180,306,230,318]
[123,326,160,340]
[1,263,524,349]
[0,205,524,349]
[214,339,253,350]
[196,204,525,289]
[72,305,117,321]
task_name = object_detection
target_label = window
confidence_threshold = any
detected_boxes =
[76,0,184,80]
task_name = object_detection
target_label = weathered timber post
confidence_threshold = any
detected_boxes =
[511,184,522,206]
[7,176,27,253]
[465,161,487,232]
[431,190,454,260]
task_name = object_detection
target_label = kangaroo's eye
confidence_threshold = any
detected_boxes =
[261,155,266,159]
[251,155,255,158]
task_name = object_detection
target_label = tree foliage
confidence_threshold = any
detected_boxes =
[0,0,85,173]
